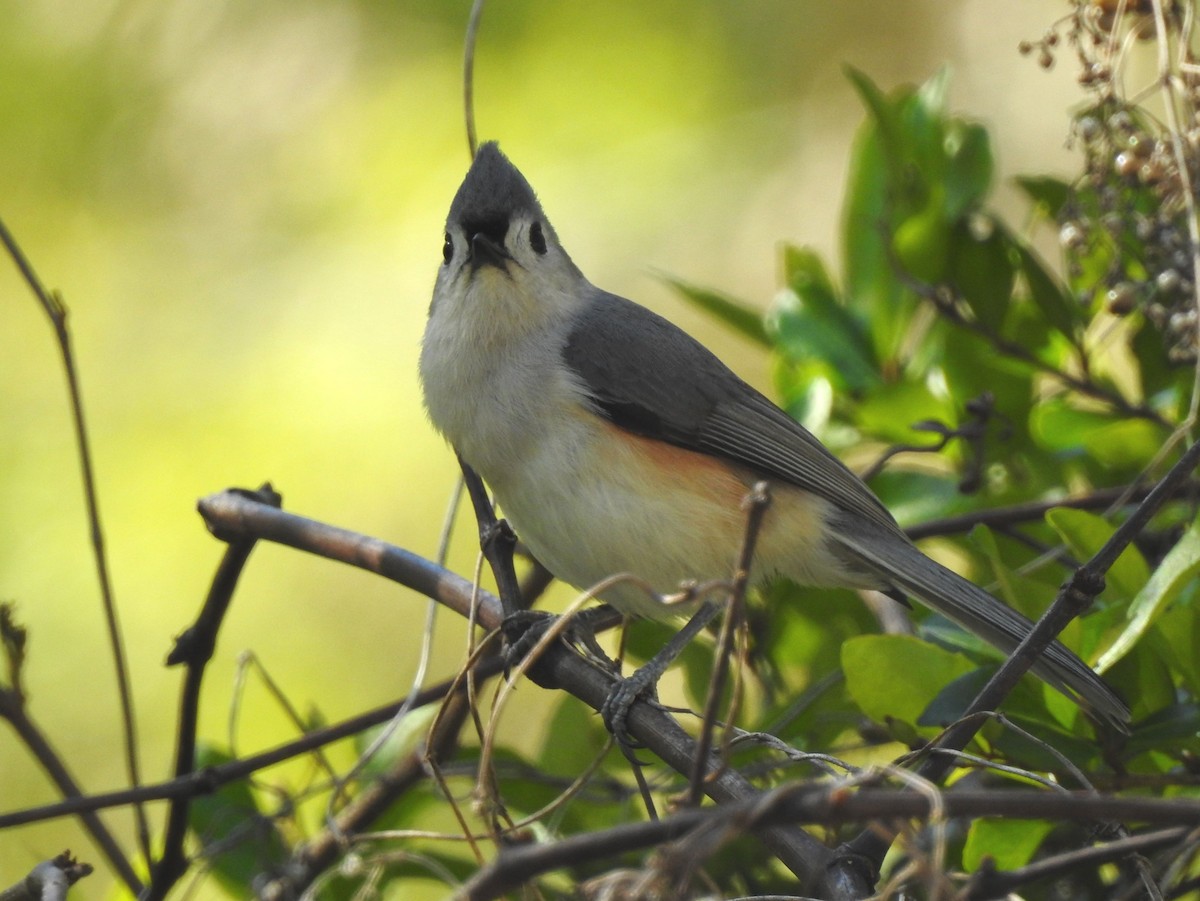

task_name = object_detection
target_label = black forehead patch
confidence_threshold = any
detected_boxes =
[448,142,542,227]
[462,214,508,243]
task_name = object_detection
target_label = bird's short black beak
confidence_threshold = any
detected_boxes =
[470,232,511,271]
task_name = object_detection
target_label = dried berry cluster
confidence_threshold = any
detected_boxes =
[1024,0,1200,364]
[1072,107,1199,362]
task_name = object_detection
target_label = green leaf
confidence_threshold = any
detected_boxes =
[1015,241,1082,340]
[1118,630,1179,715]
[919,667,997,725]
[939,329,1036,450]
[915,65,951,120]
[753,581,872,749]
[891,189,950,282]
[842,634,975,725]
[538,695,610,776]
[189,744,290,895]
[990,711,1107,769]
[906,67,952,185]
[1015,175,1072,218]
[943,121,993,218]
[1122,703,1200,755]
[949,219,1015,332]
[770,246,879,391]
[667,276,770,347]
[355,703,438,777]
[963,818,1054,871]
[1081,419,1168,471]
[1097,518,1200,673]
[854,380,953,445]
[759,580,876,680]
[844,66,908,182]
[1045,507,1150,604]
[1131,312,1185,402]
[783,242,839,298]
[316,849,479,899]
[1029,401,1114,455]
[773,365,833,432]
[1157,603,1200,695]
[865,469,965,527]
[1031,399,1166,470]
[968,525,1042,621]
[841,74,918,357]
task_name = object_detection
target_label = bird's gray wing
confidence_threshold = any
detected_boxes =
[562,291,1130,728]
[830,515,1129,727]
[562,290,898,532]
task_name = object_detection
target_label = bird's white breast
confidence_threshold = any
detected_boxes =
[421,281,853,619]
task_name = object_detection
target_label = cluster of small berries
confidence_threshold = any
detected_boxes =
[1025,1,1199,364]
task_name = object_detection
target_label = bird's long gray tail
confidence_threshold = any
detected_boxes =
[831,517,1130,731]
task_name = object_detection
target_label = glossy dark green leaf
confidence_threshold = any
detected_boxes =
[1015,242,1083,340]
[1156,604,1200,696]
[771,245,879,390]
[355,705,437,777]
[853,381,954,446]
[1122,703,1200,755]
[759,581,875,676]
[1004,290,1059,366]
[914,64,950,119]
[963,819,1055,872]
[1131,312,1186,403]
[918,667,995,726]
[844,65,909,183]
[537,694,610,776]
[1031,399,1166,470]
[943,121,994,218]
[189,744,290,895]
[902,76,950,190]
[967,524,1055,622]
[907,66,952,181]
[1120,630,1181,716]
[783,242,838,298]
[1029,399,1112,455]
[989,713,1104,770]
[949,219,1015,332]
[842,76,918,356]
[750,580,874,747]
[843,634,975,726]
[939,329,1037,452]
[891,191,951,282]
[1045,507,1150,603]
[1014,175,1072,218]
[1081,405,1168,474]
[772,361,833,429]
[865,469,965,526]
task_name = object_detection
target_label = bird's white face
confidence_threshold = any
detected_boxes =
[432,206,583,339]
[420,148,591,472]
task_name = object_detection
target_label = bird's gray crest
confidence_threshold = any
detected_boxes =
[448,142,544,231]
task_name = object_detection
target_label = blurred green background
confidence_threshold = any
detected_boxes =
[1,1,1091,896]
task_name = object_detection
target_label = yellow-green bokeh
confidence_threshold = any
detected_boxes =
[1,2,1085,897]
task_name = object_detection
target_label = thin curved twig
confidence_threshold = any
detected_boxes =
[463,0,486,157]
[0,216,148,890]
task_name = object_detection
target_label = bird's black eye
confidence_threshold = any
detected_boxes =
[442,233,453,265]
[529,221,547,255]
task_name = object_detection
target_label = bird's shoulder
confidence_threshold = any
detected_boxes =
[559,289,898,530]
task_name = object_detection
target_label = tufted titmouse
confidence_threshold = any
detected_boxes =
[419,142,1129,729]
